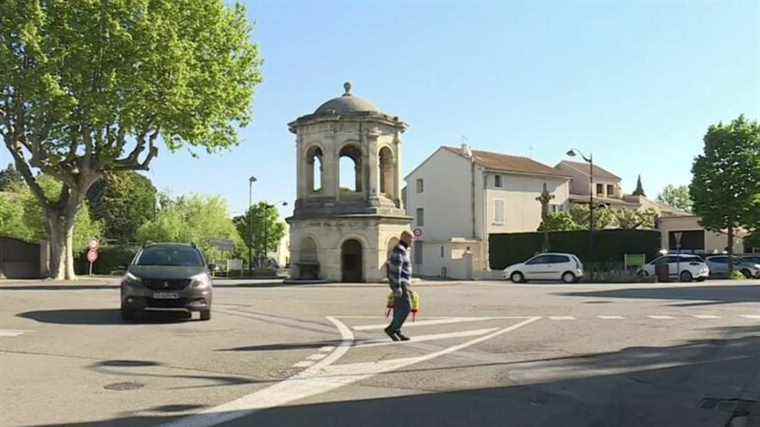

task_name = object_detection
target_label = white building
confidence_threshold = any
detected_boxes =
[405,145,571,279]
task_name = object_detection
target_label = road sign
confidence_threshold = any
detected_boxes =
[209,239,235,252]
[87,249,98,263]
[412,228,424,241]
[88,239,99,250]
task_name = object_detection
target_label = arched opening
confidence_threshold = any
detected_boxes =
[305,146,323,193]
[341,239,363,282]
[379,146,394,197]
[339,144,362,193]
[298,237,319,279]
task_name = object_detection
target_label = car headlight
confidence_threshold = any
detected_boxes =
[190,273,211,288]
[123,272,143,286]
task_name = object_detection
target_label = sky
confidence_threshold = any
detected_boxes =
[4,1,759,218]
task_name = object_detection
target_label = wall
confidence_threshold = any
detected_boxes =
[413,240,480,279]
[484,174,570,235]
[658,216,744,254]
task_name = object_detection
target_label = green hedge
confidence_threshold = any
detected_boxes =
[75,245,139,275]
[489,229,661,270]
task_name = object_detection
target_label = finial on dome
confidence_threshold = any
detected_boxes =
[343,81,352,96]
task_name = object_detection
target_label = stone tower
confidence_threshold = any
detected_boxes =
[286,82,412,282]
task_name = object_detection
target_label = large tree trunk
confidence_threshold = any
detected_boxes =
[45,204,79,280]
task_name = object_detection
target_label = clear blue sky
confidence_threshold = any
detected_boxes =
[5,1,759,218]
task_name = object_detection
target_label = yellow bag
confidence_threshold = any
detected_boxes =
[385,290,421,321]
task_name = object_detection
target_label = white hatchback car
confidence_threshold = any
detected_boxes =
[503,253,584,283]
[637,254,710,282]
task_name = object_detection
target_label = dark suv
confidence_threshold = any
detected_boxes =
[120,243,214,321]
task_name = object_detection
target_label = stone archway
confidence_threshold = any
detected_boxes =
[341,239,363,282]
[298,236,319,279]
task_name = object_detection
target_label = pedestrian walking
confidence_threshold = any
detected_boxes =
[385,230,414,341]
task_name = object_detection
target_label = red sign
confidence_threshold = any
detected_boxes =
[413,228,424,241]
[87,249,98,263]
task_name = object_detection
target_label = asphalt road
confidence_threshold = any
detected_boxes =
[3,278,760,427]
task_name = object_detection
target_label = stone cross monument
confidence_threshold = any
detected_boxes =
[536,182,555,251]
[286,82,412,282]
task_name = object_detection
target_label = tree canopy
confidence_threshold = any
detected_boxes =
[87,171,156,243]
[657,185,693,212]
[0,0,262,278]
[0,163,23,191]
[234,202,286,265]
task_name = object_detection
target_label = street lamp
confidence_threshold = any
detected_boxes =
[248,176,257,275]
[566,149,594,275]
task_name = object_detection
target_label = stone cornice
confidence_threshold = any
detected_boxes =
[288,112,408,134]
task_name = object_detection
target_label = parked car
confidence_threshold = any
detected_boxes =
[637,254,709,282]
[706,255,760,279]
[120,243,214,321]
[504,253,584,283]
[741,255,760,269]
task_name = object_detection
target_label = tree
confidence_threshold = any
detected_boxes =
[87,171,157,243]
[136,194,242,263]
[0,163,23,191]
[611,208,658,230]
[632,175,646,197]
[0,1,262,279]
[234,202,286,267]
[537,212,582,232]
[691,115,760,274]
[746,233,760,253]
[657,185,693,212]
[569,204,615,230]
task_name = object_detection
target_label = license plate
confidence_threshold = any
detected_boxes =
[153,292,179,299]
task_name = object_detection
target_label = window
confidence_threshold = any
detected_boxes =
[416,208,424,226]
[416,178,424,193]
[414,241,423,265]
[527,255,551,265]
[494,175,502,188]
[607,184,614,196]
[596,183,604,195]
[549,255,570,264]
[493,199,505,224]
[440,246,444,258]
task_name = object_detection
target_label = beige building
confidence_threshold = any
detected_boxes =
[286,83,411,282]
[405,145,571,279]
[657,215,745,254]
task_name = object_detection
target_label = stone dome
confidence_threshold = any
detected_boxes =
[314,82,380,115]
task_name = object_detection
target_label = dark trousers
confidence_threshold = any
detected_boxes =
[389,291,411,332]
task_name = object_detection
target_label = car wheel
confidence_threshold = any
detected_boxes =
[680,271,693,283]
[200,310,211,321]
[562,272,576,284]
[510,272,524,283]
[741,269,752,279]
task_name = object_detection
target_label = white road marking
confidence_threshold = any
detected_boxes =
[163,316,541,427]
[597,315,625,320]
[319,346,335,352]
[306,353,327,361]
[0,330,26,337]
[352,316,530,331]
[740,315,760,320]
[548,316,575,320]
[648,315,675,319]
[693,315,721,319]
[293,360,315,368]
[352,328,499,349]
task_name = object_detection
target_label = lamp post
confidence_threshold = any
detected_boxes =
[567,149,594,275]
[248,176,257,275]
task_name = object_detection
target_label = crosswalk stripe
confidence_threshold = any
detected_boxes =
[597,315,625,320]
[292,360,315,368]
[306,353,327,361]
[352,328,499,349]
[0,330,25,337]
[693,315,721,319]
[548,316,575,320]
[352,316,529,331]
[740,315,760,320]
[648,315,676,319]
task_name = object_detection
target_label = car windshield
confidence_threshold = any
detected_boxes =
[135,246,204,267]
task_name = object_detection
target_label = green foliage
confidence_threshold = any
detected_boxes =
[746,233,760,252]
[657,185,693,212]
[234,202,286,260]
[691,115,760,239]
[489,230,662,269]
[730,270,747,280]
[87,171,157,243]
[0,193,33,241]
[0,164,23,191]
[611,208,658,230]
[569,204,615,229]
[136,194,242,263]
[75,244,139,275]
[538,213,582,232]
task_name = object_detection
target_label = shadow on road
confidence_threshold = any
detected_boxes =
[218,340,341,352]
[17,309,191,325]
[558,284,760,307]
[0,284,117,291]
[34,325,760,427]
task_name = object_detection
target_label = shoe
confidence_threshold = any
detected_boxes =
[384,326,400,341]
[396,332,410,341]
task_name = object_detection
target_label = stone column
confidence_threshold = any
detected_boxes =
[367,127,381,206]
[324,130,339,200]
[394,131,403,208]
[296,135,305,199]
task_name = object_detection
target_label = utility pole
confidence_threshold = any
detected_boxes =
[567,149,594,278]
[248,176,256,275]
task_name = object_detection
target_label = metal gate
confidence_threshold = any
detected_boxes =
[0,237,41,279]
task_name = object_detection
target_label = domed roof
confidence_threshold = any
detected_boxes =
[314,82,380,115]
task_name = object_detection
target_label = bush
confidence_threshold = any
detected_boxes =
[489,229,661,269]
[730,270,747,281]
[75,245,139,275]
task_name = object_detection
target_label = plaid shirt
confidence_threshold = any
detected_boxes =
[388,244,412,290]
